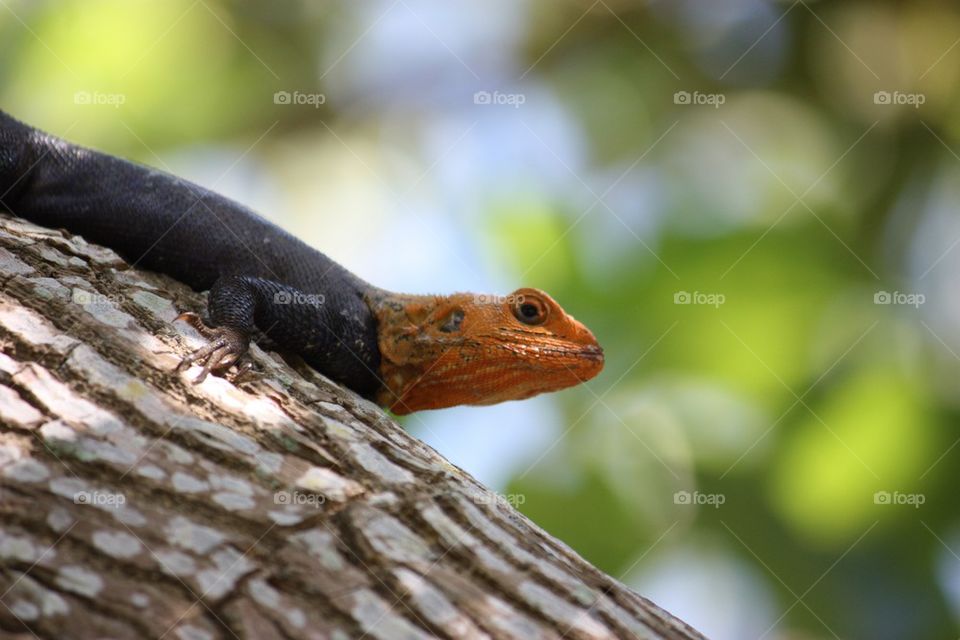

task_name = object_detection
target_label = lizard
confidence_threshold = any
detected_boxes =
[0,109,603,414]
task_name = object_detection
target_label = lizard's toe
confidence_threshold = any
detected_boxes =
[225,358,255,383]
[175,317,251,384]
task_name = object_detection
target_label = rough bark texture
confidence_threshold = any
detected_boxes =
[0,213,705,640]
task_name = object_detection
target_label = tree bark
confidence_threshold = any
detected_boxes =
[0,213,705,640]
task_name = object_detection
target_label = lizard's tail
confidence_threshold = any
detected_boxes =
[0,108,254,291]
[0,109,33,205]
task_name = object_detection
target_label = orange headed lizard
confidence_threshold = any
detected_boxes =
[0,110,603,413]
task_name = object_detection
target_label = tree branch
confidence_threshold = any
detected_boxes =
[0,213,705,640]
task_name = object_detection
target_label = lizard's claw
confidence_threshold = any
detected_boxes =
[174,312,252,384]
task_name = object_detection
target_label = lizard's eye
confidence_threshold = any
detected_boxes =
[512,295,548,325]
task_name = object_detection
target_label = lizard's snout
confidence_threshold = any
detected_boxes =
[576,340,604,382]
[565,319,603,382]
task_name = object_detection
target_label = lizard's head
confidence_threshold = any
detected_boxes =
[372,287,603,414]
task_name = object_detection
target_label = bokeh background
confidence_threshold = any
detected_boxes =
[3,0,959,637]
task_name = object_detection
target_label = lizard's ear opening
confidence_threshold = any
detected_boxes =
[438,308,465,332]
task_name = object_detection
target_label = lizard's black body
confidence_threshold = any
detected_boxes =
[0,110,384,397]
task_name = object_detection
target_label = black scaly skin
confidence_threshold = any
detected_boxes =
[0,110,383,398]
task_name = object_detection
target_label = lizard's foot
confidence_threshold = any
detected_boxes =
[174,312,252,384]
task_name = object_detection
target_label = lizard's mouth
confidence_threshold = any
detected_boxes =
[579,343,604,361]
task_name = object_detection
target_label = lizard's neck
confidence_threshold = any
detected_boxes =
[365,291,458,411]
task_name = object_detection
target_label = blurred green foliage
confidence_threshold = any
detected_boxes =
[4,1,960,637]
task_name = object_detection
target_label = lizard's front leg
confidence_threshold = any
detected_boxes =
[174,275,264,383]
[174,275,382,396]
